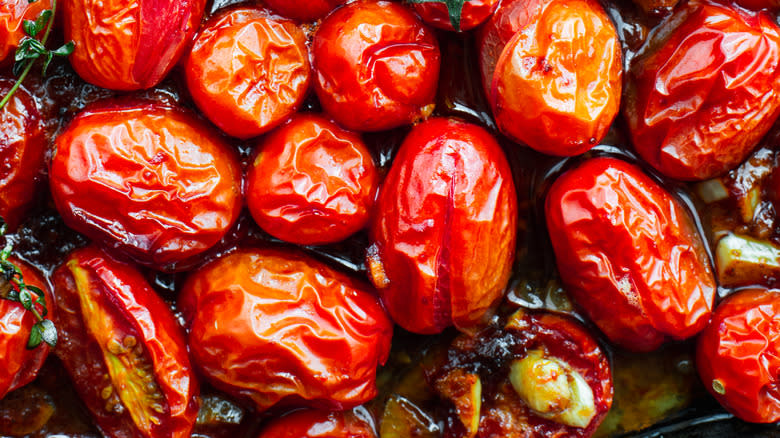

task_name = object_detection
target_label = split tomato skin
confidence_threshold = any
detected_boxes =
[545,157,716,352]
[0,0,52,64]
[262,0,346,21]
[412,0,499,31]
[257,409,376,438]
[367,118,517,335]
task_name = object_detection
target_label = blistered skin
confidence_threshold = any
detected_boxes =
[545,157,716,352]
[697,289,780,424]
[258,409,376,438]
[179,248,393,413]
[185,7,310,139]
[367,118,517,334]
[49,102,243,270]
[0,0,52,63]
[413,0,499,31]
[624,1,780,181]
[64,0,205,90]
[52,246,199,438]
[262,0,346,21]
[312,1,440,132]
[247,114,378,245]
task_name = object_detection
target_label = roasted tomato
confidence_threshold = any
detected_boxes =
[629,0,679,15]
[49,101,243,270]
[52,245,199,438]
[412,0,499,31]
[262,0,346,21]
[624,0,780,180]
[64,0,205,90]
[311,1,440,132]
[733,0,780,10]
[0,0,51,64]
[697,289,780,423]
[185,7,310,139]
[180,248,393,412]
[258,409,376,438]
[247,114,378,245]
[0,79,46,231]
[545,157,716,352]
[367,118,517,335]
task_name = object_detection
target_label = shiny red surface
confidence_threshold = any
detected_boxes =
[257,409,376,438]
[0,0,52,64]
[262,0,346,21]
[412,0,499,31]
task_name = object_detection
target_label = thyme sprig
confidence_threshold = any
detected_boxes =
[408,0,467,31]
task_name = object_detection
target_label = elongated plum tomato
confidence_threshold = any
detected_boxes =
[52,246,199,438]
[49,101,242,270]
[179,248,393,412]
[624,0,780,180]
[262,0,346,21]
[258,409,376,438]
[0,0,52,63]
[367,118,517,335]
[312,1,440,132]
[697,289,780,423]
[185,7,310,139]
[412,0,499,31]
[545,157,716,352]
[0,258,51,400]
[64,0,205,90]
[247,114,378,245]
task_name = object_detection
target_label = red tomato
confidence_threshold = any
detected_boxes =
[185,7,311,139]
[258,409,376,438]
[734,0,780,10]
[624,0,780,180]
[412,0,499,31]
[49,101,243,270]
[0,0,52,64]
[262,0,346,21]
[179,248,393,412]
[367,118,517,334]
[697,289,780,423]
[312,1,440,132]
[52,245,199,438]
[545,157,716,352]
[247,114,378,245]
[64,0,205,90]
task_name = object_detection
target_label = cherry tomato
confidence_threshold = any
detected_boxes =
[258,409,376,438]
[179,248,393,412]
[367,118,517,334]
[49,101,243,270]
[262,0,346,21]
[412,0,499,32]
[185,6,311,139]
[312,1,440,132]
[247,114,378,245]
[64,0,205,90]
[0,0,51,64]
[52,245,199,438]
[624,0,780,180]
[545,157,716,352]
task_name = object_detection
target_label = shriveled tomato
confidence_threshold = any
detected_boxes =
[312,1,440,132]
[545,157,716,352]
[185,7,310,139]
[258,409,376,438]
[52,245,199,438]
[49,101,243,270]
[262,0,346,21]
[180,248,393,412]
[624,0,780,180]
[412,0,499,31]
[64,0,205,90]
[247,114,378,245]
[367,118,517,335]
[0,0,51,64]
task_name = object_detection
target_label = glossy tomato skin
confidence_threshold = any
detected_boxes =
[262,0,346,21]
[51,245,199,438]
[258,409,376,438]
[0,0,52,64]
[312,1,440,132]
[367,118,517,335]
[624,0,780,181]
[697,289,780,423]
[64,0,205,90]
[49,101,243,270]
[185,7,310,139]
[179,248,393,413]
[247,114,378,245]
[412,0,499,31]
[545,157,716,352]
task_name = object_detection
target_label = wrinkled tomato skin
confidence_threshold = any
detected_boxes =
[64,0,205,90]
[412,0,499,31]
[51,246,199,438]
[545,157,716,352]
[697,289,780,423]
[49,101,243,270]
[247,114,378,245]
[0,79,46,231]
[312,1,440,132]
[0,0,52,64]
[262,0,346,21]
[179,248,393,413]
[624,1,780,181]
[0,258,52,400]
[367,118,517,335]
[258,409,376,438]
[185,7,311,139]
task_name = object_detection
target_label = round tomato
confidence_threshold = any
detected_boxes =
[258,409,376,438]
[262,0,346,21]
[0,0,51,64]
[412,0,499,31]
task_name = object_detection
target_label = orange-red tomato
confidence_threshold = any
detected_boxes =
[312,1,440,132]
[262,0,346,21]
[412,0,499,31]
[367,118,517,334]
[0,0,51,64]
[180,248,393,412]
[185,7,310,139]
[258,409,376,438]
[49,101,243,270]
[624,0,780,180]
[247,114,378,245]
[64,0,205,90]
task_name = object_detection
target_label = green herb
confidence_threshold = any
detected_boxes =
[407,0,467,32]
